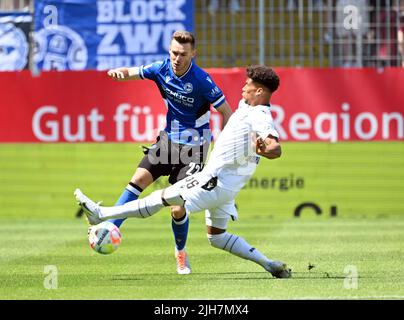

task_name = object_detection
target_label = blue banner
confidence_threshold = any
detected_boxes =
[33,0,194,70]
[0,12,32,71]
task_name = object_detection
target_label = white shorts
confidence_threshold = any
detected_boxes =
[204,201,238,230]
[175,172,238,229]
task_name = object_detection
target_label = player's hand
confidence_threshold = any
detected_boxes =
[107,68,128,80]
[255,137,267,154]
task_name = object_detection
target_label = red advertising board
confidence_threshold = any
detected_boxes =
[0,68,403,142]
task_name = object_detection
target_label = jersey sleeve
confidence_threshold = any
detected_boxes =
[201,75,225,108]
[251,108,279,139]
[139,60,164,81]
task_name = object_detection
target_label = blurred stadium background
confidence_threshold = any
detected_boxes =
[1,0,404,68]
[0,0,404,300]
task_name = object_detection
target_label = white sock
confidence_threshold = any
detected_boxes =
[99,190,164,220]
[207,232,272,269]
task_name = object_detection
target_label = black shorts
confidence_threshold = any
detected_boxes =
[138,131,210,185]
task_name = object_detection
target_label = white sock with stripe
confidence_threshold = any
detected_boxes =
[207,232,272,269]
[99,190,164,220]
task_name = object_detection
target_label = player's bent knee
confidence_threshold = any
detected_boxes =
[207,232,229,249]
[171,206,186,219]
[131,168,154,189]
[161,185,185,207]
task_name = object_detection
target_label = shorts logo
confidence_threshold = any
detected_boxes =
[0,23,29,71]
[33,25,88,70]
[184,82,193,93]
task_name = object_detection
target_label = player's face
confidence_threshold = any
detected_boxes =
[242,78,261,106]
[169,39,196,76]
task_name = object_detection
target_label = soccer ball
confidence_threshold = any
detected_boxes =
[88,221,121,254]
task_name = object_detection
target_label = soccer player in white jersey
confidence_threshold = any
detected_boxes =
[75,66,291,278]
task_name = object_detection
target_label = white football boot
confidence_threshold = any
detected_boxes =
[74,188,103,225]
[265,260,292,278]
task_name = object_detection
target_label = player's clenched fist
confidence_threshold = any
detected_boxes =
[255,137,267,154]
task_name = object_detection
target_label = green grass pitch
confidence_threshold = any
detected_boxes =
[0,142,404,299]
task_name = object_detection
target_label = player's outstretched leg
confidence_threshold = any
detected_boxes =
[207,232,291,278]
[109,183,143,227]
[74,185,185,224]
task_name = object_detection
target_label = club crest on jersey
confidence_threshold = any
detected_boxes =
[184,82,193,93]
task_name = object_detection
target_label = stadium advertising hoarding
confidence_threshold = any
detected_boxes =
[0,68,403,143]
[33,0,194,70]
[1,68,403,219]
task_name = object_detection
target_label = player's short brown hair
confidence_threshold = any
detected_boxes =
[247,65,280,93]
[171,31,195,48]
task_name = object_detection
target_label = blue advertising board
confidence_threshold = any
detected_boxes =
[33,0,194,70]
[0,12,32,71]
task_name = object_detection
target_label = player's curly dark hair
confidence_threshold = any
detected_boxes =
[247,65,280,93]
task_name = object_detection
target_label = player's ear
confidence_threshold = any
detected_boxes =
[192,49,197,58]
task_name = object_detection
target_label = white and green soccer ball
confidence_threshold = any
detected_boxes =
[88,221,121,254]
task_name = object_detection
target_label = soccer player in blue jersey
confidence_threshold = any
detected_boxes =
[105,31,233,274]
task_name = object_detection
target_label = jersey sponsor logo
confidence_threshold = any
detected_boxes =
[184,82,193,93]
[163,86,195,105]
[0,23,29,71]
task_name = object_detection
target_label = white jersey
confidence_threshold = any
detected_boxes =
[203,99,279,192]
